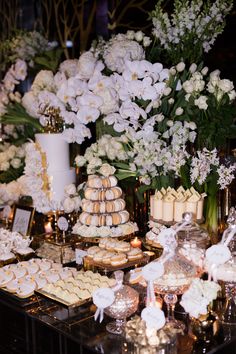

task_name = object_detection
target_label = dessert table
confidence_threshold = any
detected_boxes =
[0,286,236,354]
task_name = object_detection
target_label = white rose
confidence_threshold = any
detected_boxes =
[73,196,82,211]
[63,197,75,213]
[189,63,197,74]
[98,163,116,177]
[218,79,234,93]
[7,145,17,159]
[143,36,152,47]
[228,90,236,101]
[185,93,191,101]
[87,165,96,175]
[176,62,185,72]
[75,155,87,167]
[134,30,144,42]
[64,183,77,196]
[166,120,174,127]
[77,51,97,80]
[175,107,183,116]
[183,81,194,93]
[168,98,174,104]
[16,147,25,158]
[126,30,135,40]
[89,157,102,168]
[11,158,22,169]
[170,67,176,75]
[0,161,10,171]
[194,95,208,110]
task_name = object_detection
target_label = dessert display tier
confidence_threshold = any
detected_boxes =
[73,174,138,238]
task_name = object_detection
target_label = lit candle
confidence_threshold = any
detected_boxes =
[130,237,142,248]
[44,221,53,234]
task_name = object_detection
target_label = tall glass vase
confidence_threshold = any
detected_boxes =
[205,193,219,245]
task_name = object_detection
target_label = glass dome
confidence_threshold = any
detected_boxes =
[173,212,210,249]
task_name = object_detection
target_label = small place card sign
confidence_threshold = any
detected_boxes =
[75,248,88,265]
[205,244,231,265]
[93,288,115,323]
[57,216,69,231]
[141,306,166,330]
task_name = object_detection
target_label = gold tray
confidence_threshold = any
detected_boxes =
[73,232,134,244]
[150,216,204,225]
[35,288,91,308]
[83,253,149,272]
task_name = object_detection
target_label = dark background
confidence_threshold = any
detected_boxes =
[1,0,235,83]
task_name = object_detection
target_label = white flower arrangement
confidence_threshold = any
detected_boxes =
[0,179,25,206]
[150,0,233,64]
[75,119,197,184]
[189,148,236,189]
[0,143,25,172]
[2,31,55,67]
[180,278,221,318]
[0,59,27,117]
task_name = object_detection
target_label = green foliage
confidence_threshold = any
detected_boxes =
[0,164,24,184]
[1,102,43,132]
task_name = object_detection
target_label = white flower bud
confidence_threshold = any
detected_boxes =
[75,155,86,167]
[134,31,144,42]
[201,67,208,76]
[126,30,135,40]
[175,107,183,116]
[167,120,174,127]
[163,87,172,96]
[143,36,152,47]
[10,158,21,169]
[189,63,197,73]
[168,98,174,104]
[63,197,76,214]
[176,62,185,72]
[170,67,176,75]
[188,122,197,130]
[98,163,116,177]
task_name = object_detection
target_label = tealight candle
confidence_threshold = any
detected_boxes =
[44,221,53,234]
[130,237,142,248]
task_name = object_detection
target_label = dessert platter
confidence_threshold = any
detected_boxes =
[0,228,35,266]
[72,174,138,239]
[150,186,205,225]
[84,237,149,271]
[0,258,75,299]
[36,270,116,307]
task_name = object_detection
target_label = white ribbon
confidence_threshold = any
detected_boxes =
[146,280,156,306]
[208,263,218,282]
[94,308,104,323]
